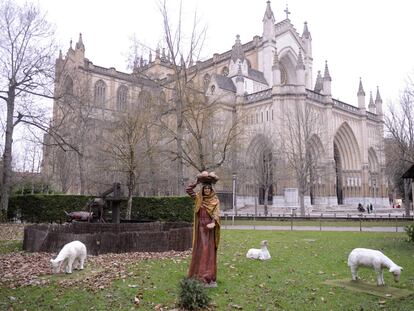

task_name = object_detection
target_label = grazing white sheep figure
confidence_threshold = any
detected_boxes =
[246,240,271,260]
[347,248,403,286]
[50,241,87,274]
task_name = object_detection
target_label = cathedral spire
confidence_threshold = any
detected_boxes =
[302,22,311,39]
[375,86,383,116]
[296,50,305,86]
[323,60,331,81]
[262,1,275,41]
[296,50,305,70]
[357,78,366,110]
[357,77,365,96]
[314,70,323,93]
[368,91,376,113]
[375,86,382,103]
[75,33,85,51]
[231,35,245,62]
[263,1,275,22]
[323,61,332,96]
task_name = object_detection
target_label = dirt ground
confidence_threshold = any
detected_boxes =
[0,223,190,290]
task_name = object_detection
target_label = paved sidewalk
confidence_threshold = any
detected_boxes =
[222,225,406,232]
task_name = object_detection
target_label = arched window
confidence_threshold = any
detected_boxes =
[116,85,128,111]
[203,73,211,90]
[138,90,152,108]
[94,80,106,107]
[210,85,216,94]
[221,66,229,76]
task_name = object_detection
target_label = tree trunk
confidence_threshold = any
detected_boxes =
[144,128,157,196]
[299,190,306,216]
[126,171,135,220]
[264,187,269,216]
[0,89,16,221]
[404,178,411,217]
[77,153,86,195]
[176,99,184,195]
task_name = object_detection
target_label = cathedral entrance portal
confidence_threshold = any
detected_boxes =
[257,150,274,205]
[259,184,273,205]
[334,143,344,205]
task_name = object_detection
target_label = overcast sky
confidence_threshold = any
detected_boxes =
[9,0,414,170]
[35,0,414,106]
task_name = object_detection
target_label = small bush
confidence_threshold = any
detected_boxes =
[405,224,414,242]
[7,194,193,223]
[178,277,211,311]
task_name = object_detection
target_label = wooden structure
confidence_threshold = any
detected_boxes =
[23,222,192,255]
[68,182,123,223]
[92,182,123,223]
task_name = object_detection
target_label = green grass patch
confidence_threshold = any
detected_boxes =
[1,231,414,310]
[0,240,22,254]
[221,219,413,227]
[324,279,414,299]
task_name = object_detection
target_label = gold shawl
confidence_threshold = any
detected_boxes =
[192,189,221,249]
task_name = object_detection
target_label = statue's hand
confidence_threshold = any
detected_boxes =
[206,222,215,229]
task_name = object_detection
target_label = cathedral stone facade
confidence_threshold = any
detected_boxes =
[43,1,388,209]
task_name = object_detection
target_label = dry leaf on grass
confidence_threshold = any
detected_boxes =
[0,250,190,290]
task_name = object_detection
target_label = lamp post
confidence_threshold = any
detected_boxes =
[373,178,377,207]
[232,173,237,217]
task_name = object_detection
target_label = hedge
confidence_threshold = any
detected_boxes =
[7,195,194,223]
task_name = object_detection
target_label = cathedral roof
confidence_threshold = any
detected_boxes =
[247,68,268,85]
[213,74,236,92]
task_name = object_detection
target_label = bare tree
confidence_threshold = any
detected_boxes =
[279,101,324,216]
[52,68,97,194]
[160,89,242,173]
[0,0,57,219]
[250,146,274,216]
[103,99,154,219]
[384,80,414,216]
[130,0,206,193]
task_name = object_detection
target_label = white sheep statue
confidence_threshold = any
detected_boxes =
[246,240,271,260]
[50,240,87,274]
[347,248,403,286]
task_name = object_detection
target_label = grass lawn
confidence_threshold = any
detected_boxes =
[1,230,414,310]
[221,219,413,228]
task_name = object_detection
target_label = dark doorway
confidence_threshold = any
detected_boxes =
[334,143,343,204]
[257,149,274,205]
[259,185,273,205]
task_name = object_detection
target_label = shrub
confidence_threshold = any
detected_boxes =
[8,194,92,223]
[126,196,193,222]
[7,194,194,223]
[405,224,414,242]
[178,277,211,311]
